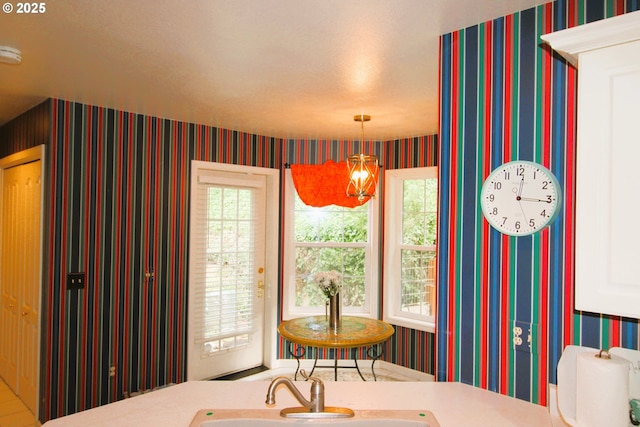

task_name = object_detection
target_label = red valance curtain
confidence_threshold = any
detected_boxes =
[290,160,372,208]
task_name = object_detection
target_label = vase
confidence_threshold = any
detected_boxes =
[328,292,341,332]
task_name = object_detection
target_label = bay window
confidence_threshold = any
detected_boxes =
[282,169,379,319]
[384,167,438,332]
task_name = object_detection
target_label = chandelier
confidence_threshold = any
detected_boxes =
[346,114,379,202]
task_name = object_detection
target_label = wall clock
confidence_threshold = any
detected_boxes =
[480,160,562,236]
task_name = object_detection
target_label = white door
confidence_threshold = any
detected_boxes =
[187,164,267,380]
[17,159,41,413]
[0,147,43,415]
[0,163,21,391]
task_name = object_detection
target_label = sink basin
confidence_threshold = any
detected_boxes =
[189,409,440,427]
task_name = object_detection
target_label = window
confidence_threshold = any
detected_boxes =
[282,170,379,319]
[384,167,438,332]
[194,184,258,353]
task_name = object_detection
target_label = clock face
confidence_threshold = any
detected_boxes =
[481,161,562,236]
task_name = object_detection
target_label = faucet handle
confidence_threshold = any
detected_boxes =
[299,369,322,383]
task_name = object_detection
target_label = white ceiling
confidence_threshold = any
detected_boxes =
[0,0,549,140]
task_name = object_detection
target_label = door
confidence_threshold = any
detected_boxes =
[0,163,21,391]
[187,164,267,380]
[0,150,42,415]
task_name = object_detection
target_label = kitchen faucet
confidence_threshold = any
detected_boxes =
[265,369,354,418]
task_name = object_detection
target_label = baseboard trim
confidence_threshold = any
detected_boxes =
[270,359,433,381]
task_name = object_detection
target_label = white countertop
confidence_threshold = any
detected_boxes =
[42,380,552,427]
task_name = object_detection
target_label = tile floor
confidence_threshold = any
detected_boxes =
[236,364,428,382]
[0,379,39,427]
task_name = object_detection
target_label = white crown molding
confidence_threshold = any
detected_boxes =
[540,10,640,67]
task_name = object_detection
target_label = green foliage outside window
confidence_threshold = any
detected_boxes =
[293,195,367,308]
[400,178,438,317]
[291,176,437,315]
[402,179,437,246]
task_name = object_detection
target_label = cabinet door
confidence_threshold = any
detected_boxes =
[575,39,640,317]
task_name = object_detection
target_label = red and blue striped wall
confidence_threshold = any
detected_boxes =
[0,100,50,158]
[0,46,429,427]
[44,101,282,420]
[437,0,640,406]
[383,136,438,374]
[2,0,639,420]
[2,100,438,422]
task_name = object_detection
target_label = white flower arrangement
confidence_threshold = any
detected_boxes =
[313,270,343,298]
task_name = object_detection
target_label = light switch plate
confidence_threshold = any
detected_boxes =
[67,272,85,290]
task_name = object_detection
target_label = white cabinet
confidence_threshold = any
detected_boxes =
[542,11,640,318]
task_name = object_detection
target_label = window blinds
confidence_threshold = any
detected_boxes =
[191,171,265,355]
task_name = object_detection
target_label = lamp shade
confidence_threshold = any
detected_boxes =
[346,154,378,202]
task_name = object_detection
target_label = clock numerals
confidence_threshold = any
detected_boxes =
[481,160,562,236]
[490,215,536,233]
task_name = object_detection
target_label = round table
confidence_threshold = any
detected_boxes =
[278,315,395,381]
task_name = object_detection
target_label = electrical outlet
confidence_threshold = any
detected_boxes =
[109,366,116,377]
[512,325,524,347]
[67,272,85,290]
[512,320,537,353]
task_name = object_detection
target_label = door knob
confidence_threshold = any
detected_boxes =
[21,311,28,316]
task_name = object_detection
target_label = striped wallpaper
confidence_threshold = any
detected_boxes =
[43,101,282,420]
[0,100,50,158]
[437,0,640,406]
[0,100,438,422]
[1,0,638,420]
[383,136,438,374]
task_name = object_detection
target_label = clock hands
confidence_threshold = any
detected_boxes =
[517,200,529,223]
[517,176,524,198]
[519,197,552,203]
[512,180,530,223]
[512,180,552,203]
